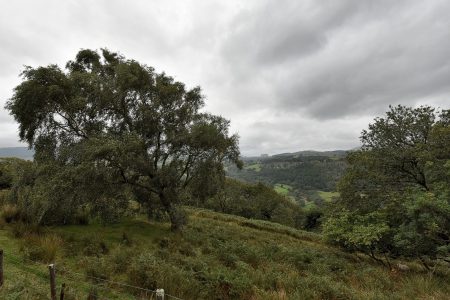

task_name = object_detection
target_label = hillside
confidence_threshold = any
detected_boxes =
[0,208,448,300]
[0,147,34,160]
[226,151,348,207]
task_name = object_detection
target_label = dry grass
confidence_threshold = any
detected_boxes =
[20,232,63,263]
[0,204,21,223]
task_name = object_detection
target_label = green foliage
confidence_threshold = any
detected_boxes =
[196,178,304,229]
[6,49,241,230]
[226,154,347,200]
[323,210,390,252]
[325,105,450,264]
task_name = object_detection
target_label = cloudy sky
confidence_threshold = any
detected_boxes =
[1,0,449,156]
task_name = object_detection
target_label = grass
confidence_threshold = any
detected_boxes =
[244,163,262,172]
[273,183,292,196]
[304,200,317,210]
[316,191,340,202]
[0,209,449,299]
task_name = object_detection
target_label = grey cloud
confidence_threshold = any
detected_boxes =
[219,0,450,123]
[0,0,449,156]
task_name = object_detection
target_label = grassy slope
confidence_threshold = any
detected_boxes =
[273,183,292,196]
[316,191,340,202]
[0,209,449,300]
[244,163,262,172]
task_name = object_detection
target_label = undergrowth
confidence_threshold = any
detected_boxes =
[0,208,449,299]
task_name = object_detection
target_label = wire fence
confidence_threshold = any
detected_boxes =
[0,249,183,300]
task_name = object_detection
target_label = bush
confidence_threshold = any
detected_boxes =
[84,257,111,282]
[82,237,109,257]
[20,233,63,263]
[0,189,10,206]
[1,204,21,223]
[10,222,41,238]
[127,253,160,290]
[200,179,305,229]
[109,246,134,273]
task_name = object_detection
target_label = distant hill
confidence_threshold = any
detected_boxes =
[271,150,348,158]
[226,150,349,207]
[0,147,34,160]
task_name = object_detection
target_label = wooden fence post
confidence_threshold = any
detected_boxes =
[156,288,165,300]
[48,264,57,300]
[60,283,66,300]
[0,249,3,288]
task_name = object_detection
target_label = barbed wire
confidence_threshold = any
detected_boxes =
[2,251,184,299]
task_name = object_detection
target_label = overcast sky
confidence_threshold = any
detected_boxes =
[1,0,449,156]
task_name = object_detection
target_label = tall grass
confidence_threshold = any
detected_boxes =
[20,233,63,263]
[1,208,449,299]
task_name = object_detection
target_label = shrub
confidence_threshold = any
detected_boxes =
[73,209,90,225]
[10,222,42,238]
[218,251,239,268]
[80,237,109,257]
[0,189,11,206]
[109,246,134,273]
[1,204,21,223]
[290,251,314,270]
[20,233,63,263]
[84,257,111,282]
[127,253,160,290]
[121,232,133,246]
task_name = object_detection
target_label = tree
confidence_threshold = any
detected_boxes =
[324,105,450,266]
[360,105,437,190]
[6,49,242,230]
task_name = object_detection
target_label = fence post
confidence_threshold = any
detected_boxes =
[156,288,165,300]
[60,283,65,300]
[48,264,57,300]
[0,249,3,288]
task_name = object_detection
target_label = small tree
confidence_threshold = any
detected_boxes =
[6,49,242,230]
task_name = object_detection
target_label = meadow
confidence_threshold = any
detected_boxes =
[1,208,449,300]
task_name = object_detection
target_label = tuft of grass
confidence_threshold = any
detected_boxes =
[1,204,21,223]
[20,233,63,263]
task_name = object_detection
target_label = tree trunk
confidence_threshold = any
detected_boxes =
[159,192,186,231]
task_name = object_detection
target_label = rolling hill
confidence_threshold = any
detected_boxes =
[226,150,349,207]
[0,147,34,160]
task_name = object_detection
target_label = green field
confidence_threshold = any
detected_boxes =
[0,208,449,299]
[244,163,262,172]
[316,191,340,202]
[273,183,292,196]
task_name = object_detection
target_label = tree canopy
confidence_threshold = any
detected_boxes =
[324,105,450,267]
[6,49,242,230]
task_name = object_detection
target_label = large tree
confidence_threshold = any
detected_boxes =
[324,105,450,266]
[6,49,242,230]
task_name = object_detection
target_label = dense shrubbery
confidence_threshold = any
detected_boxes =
[0,157,130,225]
[324,105,450,267]
[187,178,305,229]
